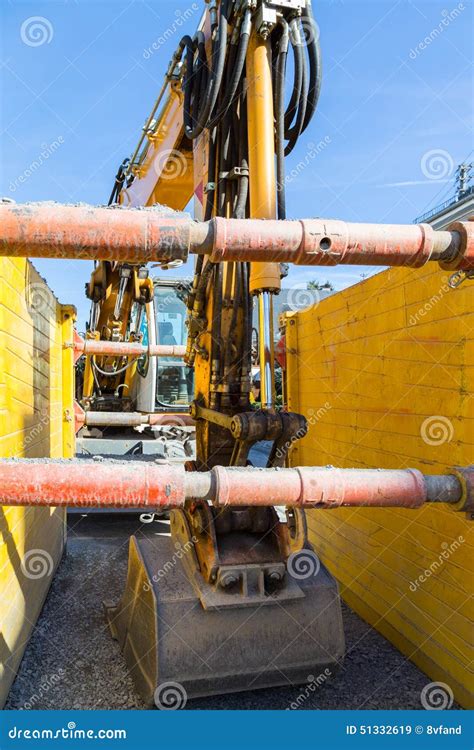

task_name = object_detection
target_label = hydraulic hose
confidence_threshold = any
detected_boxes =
[284,18,304,132]
[208,9,252,129]
[284,19,309,156]
[301,0,322,132]
[183,0,229,140]
[275,19,289,219]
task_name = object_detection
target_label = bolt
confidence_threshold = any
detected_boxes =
[268,570,283,583]
[220,573,238,588]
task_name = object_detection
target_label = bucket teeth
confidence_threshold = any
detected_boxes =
[105,535,345,705]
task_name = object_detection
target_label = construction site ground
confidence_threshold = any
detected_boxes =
[5,512,451,712]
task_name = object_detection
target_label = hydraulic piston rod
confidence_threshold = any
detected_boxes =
[0,460,471,511]
[1,204,472,271]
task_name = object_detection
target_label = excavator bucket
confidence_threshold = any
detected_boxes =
[105,524,344,705]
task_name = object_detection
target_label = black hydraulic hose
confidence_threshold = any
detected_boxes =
[192,33,208,131]
[108,158,130,206]
[181,35,196,136]
[211,263,224,394]
[184,0,229,140]
[208,9,251,129]
[275,19,289,219]
[204,126,218,222]
[284,18,303,132]
[285,20,308,156]
[302,0,322,133]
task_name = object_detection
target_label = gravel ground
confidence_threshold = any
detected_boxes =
[5,512,444,711]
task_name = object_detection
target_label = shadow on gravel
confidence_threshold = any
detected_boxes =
[5,512,450,711]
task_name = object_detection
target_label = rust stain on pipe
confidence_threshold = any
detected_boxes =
[83,412,194,427]
[212,466,428,508]
[0,460,185,508]
[1,203,471,271]
[0,203,191,264]
[74,338,186,358]
[0,460,466,510]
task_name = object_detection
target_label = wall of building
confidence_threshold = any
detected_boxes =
[284,263,473,708]
[0,258,75,707]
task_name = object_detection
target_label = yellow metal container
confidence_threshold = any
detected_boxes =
[0,258,74,707]
[284,264,473,708]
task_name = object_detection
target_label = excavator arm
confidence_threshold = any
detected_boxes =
[86,0,337,701]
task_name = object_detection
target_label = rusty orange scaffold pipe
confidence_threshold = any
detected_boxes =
[0,460,470,510]
[73,338,186,358]
[1,203,473,271]
[77,412,194,428]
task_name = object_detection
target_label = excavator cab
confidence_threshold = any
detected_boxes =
[154,279,194,412]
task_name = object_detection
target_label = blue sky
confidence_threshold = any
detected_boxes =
[1,0,472,328]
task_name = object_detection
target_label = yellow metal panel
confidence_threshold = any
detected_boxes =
[0,259,72,708]
[284,264,474,708]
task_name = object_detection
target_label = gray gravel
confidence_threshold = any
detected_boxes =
[5,513,446,711]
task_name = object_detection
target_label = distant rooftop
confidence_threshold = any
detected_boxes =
[414,184,474,224]
[414,162,473,225]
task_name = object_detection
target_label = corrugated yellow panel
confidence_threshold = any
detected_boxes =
[284,264,474,708]
[0,259,74,708]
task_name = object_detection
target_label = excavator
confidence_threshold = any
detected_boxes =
[81,0,345,700]
[1,0,472,708]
